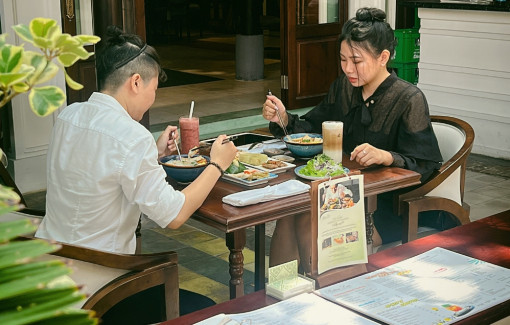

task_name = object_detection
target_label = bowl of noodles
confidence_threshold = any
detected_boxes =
[283,133,323,158]
[159,154,210,183]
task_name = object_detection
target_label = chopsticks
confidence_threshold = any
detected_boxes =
[188,136,238,157]
[268,89,288,137]
[172,131,182,161]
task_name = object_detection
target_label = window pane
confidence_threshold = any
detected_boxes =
[75,0,94,36]
[298,0,339,25]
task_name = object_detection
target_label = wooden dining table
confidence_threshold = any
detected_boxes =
[169,139,422,299]
[162,209,510,325]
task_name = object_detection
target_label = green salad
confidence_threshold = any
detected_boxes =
[299,154,345,177]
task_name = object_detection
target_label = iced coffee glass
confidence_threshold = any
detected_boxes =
[322,121,343,163]
[179,117,200,154]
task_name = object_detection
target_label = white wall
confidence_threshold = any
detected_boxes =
[0,0,64,192]
[418,8,510,159]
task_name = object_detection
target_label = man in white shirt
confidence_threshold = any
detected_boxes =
[36,26,237,254]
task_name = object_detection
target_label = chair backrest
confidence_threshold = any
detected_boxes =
[399,115,474,208]
[426,120,468,205]
[433,122,466,163]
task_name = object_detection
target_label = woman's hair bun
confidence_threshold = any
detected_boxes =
[356,7,386,23]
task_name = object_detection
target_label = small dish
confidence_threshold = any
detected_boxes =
[263,148,285,156]
[243,159,296,174]
[222,170,278,187]
[272,155,295,163]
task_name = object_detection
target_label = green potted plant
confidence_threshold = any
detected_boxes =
[0,17,100,325]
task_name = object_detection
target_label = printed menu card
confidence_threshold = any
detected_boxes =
[316,174,368,274]
[316,247,510,325]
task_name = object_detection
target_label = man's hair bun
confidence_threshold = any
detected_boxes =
[356,7,386,23]
[104,25,127,46]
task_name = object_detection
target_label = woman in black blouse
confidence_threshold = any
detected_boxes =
[262,8,455,269]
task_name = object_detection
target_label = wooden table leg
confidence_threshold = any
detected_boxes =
[254,224,266,291]
[365,195,377,255]
[226,230,246,299]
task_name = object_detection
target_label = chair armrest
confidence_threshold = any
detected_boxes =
[19,235,178,271]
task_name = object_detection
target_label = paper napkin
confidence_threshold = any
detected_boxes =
[222,180,310,207]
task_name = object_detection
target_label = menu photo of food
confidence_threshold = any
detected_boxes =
[319,181,360,214]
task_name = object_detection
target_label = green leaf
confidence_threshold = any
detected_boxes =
[32,36,53,50]
[0,44,24,73]
[12,83,29,93]
[0,33,7,47]
[0,262,70,300]
[0,289,86,325]
[23,52,58,86]
[75,35,101,45]
[0,240,60,269]
[57,53,80,67]
[55,34,79,49]
[0,71,31,89]
[28,86,65,117]
[31,310,98,325]
[11,24,33,43]
[29,18,57,38]
[0,286,78,311]
[0,186,21,205]
[59,45,91,60]
[64,71,83,90]
[0,219,35,243]
[0,259,65,282]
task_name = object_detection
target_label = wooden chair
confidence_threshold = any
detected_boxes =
[6,211,180,323]
[398,115,475,243]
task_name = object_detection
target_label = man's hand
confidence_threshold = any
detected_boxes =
[157,125,178,158]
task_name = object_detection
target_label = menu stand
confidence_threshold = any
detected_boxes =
[307,171,369,289]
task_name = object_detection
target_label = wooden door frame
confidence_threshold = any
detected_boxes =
[281,0,348,110]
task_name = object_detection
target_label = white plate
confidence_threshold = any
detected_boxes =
[294,165,350,181]
[243,159,296,174]
[222,171,278,187]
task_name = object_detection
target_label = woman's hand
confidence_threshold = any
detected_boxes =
[262,94,288,127]
[350,143,393,167]
[157,125,179,158]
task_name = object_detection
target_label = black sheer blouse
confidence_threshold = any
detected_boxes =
[269,73,442,181]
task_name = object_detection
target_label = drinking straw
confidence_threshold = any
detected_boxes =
[189,100,195,119]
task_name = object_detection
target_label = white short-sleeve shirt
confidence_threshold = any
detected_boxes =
[36,92,185,254]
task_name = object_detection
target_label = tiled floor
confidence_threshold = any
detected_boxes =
[21,34,510,310]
